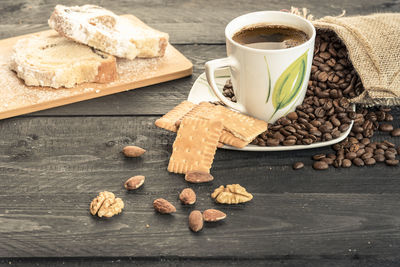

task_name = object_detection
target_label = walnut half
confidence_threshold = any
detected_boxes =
[211,184,253,204]
[90,191,124,218]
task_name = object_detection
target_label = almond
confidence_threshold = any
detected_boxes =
[179,188,196,205]
[124,175,145,190]
[203,209,227,222]
[122,145,146,157]
[185,171,214,183]
[189,210,203,232]
[153,198,176,214]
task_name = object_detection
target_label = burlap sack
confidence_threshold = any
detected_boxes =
[313,14,400,106]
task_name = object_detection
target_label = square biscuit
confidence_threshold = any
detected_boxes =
[183,101,221,121]
[219,130,249,148]
[214,105,268,142]
[183,102,264,145]
[168,117,223,174]
[155,101,197,132]
[183,102,249,148]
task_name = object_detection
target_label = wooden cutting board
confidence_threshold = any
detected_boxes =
[0,16,193,120]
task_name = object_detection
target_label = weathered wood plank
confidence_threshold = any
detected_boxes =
[0,116,399,195]
[0,116,399,258]
[1,0,399,42]
[1,258,399,267]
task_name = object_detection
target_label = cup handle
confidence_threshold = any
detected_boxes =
[205,58,247,113]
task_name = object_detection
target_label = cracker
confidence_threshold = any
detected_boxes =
[219,130,249,148]
[168,117,223,174]
[183,102,264,145]
[155,101,197,132]
[214,105,268,142]
[182,102,248,148]
[184,101,221,121]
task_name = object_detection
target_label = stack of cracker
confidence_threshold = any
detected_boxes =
[155,101,268,174]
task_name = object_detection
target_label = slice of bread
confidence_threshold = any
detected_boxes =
[48,5,169,60]
[10,33,117,88]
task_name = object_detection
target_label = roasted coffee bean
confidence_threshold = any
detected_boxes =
[297,129,308,136]
[342,159,352,168]
[353,158,364,167]
[365,147,374,154]
[287,112,298,120]
[293,162,304,170]
[321,157,334,165]
[331,117,341,127]
[349,144,360,152]
[356,149,366,158]
[270,125,282,131]
[332,130,341,138]
[333,158,342,168]
[314,107,326,118]
[385,159,399,166]
[319,124,333,133]
[311,120,322,128]
[257,139,266,146]
[339,124,350,132]
[332,144,342,151]
[273,132,285,142]
[283,139,296,146]
[313,154,326,160]
[322,133,333,141]
[345,152,357,160]
[377,143,388,150]
[284,126,296,133]
[361,152,373,160]
[302,138,313,145]
[385,114,394,121]
[281,118,291,126]
[364,158,376,166]
[384,151,396,160]
[360,138,370,145]
[313,161,329,170]
[367,142,377,149]
[317,72,329,82]
[390,128,400,137]
[327,153,336,159]
[387,147,397,155]
[379,123,394,132]
[266,138,280,146]
[352,125,363,133]
[280,128,291,136]
[309,129,322,137]
[358,143,366,149]
[374,154,385,162]
[383,140,395,148]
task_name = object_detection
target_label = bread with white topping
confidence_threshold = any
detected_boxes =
[10,33,117,88]
[48,5,169,60]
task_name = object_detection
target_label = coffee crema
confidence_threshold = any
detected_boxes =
[232,24,309,50]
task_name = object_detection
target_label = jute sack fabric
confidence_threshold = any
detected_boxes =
[313,13,400,106]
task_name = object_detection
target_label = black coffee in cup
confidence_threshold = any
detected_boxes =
[232,24,309,50]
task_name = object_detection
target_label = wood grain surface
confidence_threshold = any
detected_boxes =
[1,0,400,266]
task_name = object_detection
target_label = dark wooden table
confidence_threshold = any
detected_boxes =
[1,1,400,266]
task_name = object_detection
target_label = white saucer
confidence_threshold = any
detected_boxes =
[187,68,354,151]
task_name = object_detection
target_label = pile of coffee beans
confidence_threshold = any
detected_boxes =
[220,29,400,169]
[311,106,399,169]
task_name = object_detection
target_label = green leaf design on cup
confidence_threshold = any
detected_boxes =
[269,49,308,120]
[264,56,272,103]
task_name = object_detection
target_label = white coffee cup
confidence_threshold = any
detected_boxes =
[205,11,316,123]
